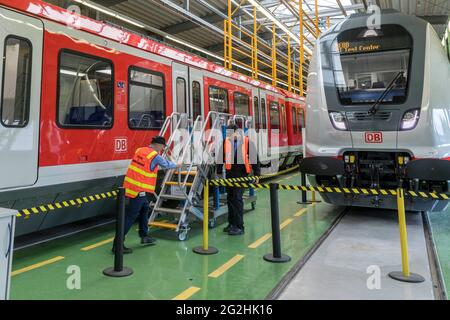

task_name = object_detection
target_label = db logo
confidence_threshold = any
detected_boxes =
[115,138,128,152]
[365,132,383,143]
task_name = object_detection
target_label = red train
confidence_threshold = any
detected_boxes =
[0,0,305,236]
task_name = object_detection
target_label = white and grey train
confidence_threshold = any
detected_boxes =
[302,10,450,212]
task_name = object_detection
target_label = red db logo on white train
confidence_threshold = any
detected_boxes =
[365,132,383,144]
[115,138,128,152]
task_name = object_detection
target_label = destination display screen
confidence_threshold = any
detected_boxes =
[337,25,412,54]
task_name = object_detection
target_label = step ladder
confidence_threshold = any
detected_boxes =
[148,111,232,241]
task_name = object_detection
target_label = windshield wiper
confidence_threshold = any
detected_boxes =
[368,71,404,115]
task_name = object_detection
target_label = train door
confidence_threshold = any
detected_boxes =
[0,9,43,189]
[189,68,204,121]
[172,62,189,127]
[258,90,270,162]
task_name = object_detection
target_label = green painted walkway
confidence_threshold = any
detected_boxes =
[428,210,450,299]
[10,173,343,300]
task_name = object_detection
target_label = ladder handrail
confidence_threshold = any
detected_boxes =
[175,111,229,190]
[161,113,188,159]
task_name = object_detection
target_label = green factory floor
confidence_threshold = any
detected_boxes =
[428,210,450,298]
[10,172,343,300]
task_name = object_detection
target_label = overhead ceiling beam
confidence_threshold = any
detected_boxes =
[336,0,348,17]
[162,13,226,34]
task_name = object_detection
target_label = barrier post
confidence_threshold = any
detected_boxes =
[388,187,424,283]
[264,183,291,263]
[193,180,219,255]
[297,171,312,205]
[103,187,133,277]
[310,189,321,204]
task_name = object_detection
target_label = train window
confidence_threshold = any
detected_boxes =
[253,97,260,131]
[234,92,250,116]
[261,98,267,130]
[57,50,113,128]
[298,109,305,129]
[176,77,186,114]
[281,104,287,134]
[292,107,298,133]
[269,102,280,130]
[128,67,165,130]
[234,92,249,128]
[1,36,32,127]
[192,81,201,119]
[208,86,228,113]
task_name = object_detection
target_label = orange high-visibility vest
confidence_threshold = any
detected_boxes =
[224,136,252,174]
[123,147,158,198]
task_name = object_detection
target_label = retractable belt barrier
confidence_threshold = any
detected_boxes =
[15,190,118,218]
[209,180,450,200]
[212,165,299,184]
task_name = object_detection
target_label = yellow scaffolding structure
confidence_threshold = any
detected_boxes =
[223,0,327,96]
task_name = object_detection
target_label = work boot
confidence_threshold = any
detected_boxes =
[228,226,244,236]
[223,224,233,233]
[111,244,133,254]
[141,236,156,245]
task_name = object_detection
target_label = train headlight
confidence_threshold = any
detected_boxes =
[400,109,420,130]
[329,112,348,131]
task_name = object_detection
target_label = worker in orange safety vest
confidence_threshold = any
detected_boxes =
[113,136,178,254]
[218,124,260,235]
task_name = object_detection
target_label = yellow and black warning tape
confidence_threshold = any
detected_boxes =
[15,190,118,218]
[212,165,299,184]
[208,181,450,200]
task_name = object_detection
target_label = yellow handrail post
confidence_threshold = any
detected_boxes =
[299,0,304,96]
[227,0,232,70]
[315,0,320,37]
[388,188,424,283]
[224,20,228,69]
[193,180,219,255]
[327,16,331,29]
[287,37,291,92]
[272,23,277,87]
[253,5,258,79]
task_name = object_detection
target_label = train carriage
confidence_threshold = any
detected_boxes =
[0,0,305,236]
[303,9,450,212]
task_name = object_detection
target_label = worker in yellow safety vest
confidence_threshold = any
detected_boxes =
[113,136,178,254]
[218,124,260,235]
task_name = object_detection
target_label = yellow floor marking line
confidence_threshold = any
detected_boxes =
[248,233,272,249]
[248,217,296,249]
[209,254,245,278]
[294,208,308,217]
[81,237,114,251]
[172,286,201,300]
[280,218,294,230]
[12,256,65,276]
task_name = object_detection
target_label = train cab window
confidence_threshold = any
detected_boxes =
[176,77,186,114]
[208,86,228,113]
[58,50,113,128]
[269,102,280,131]
[261,98,267,130]
[192,81,201,120]
[253,97,260,131]
[1,36,32,127]
[128,67,165,129]
[333,25,412,105]
[292,107,298,133]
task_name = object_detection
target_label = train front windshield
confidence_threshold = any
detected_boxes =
[332,25,412,105]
